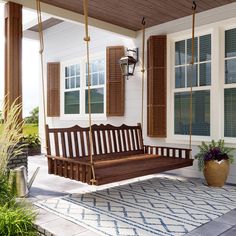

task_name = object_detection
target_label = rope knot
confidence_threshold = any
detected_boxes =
[84,36,90,42]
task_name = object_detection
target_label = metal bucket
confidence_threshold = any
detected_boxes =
[9,166,29,197]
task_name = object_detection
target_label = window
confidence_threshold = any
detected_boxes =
[174,34,211,136]
[63,57,105,116]
[85,59,105,114]
[64,64,80,114]
[224,28,236,137]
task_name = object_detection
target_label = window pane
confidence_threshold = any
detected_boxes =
[65,91,80,114]
[65,79,69,89]
[76,76,80,88]
[98,59,105,71]
[175,90,210,136]
[76,64,80,75]
[85,88,104,114]
[187,37,198,63]
[175,66,185,88]
[175,40,185,65]
[92,73,98,86]
[187,64,198,87]
[70,65,75,76]
[65,67,69,77]
[91,61,98,73]
[225,59,236,84]
[225,28,236,58]
[200,34,211,61]
[99,72,105,85]
[224,88,236,137]
[70,77,75,88]
[200,62,211,86]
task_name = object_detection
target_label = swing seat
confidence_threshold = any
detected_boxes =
[45,124,193,185]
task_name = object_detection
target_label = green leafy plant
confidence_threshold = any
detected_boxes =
[21,134,41,149]
[195,140,234,171]
[0,202,37,236]
[0,99,37,235]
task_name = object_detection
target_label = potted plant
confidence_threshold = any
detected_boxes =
[21,134,41,156]
[195,140,234,187]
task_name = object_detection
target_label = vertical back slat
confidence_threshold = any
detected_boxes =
[54,132,59,156]
[67,132,73,157]
[130,129,136,150]
[80,131,85,157]
[117,129,122,152]
[97,130,103,155]
[107,130,113,153]
[74,131,80,157]
[102,130,108,154]
[92,130,97,155]
[61,132,67,157]
[86,131,91,156]
[126,129,131,151]
[121,129,127,152]
[134,129,140,150]
[112,129,118,152]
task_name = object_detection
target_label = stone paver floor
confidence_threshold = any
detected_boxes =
[28,155,236,236]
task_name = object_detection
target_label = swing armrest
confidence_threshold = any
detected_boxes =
[143,145,191,159]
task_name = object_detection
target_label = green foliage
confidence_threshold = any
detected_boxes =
[0,99,37,235]
[0,174,14,206]
[24,107,39,124]
[195,140,234,172]
[21,134,41,148]
[0,202,37,236]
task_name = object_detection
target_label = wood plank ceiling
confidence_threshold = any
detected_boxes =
[40,0,236,31]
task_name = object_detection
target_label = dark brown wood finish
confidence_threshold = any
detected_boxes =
[147,36,167,137]
[47,62,60,117]
[4,2,22,122]
[106,46,125,116]
[40,0,235,31]
[46,123,193,185]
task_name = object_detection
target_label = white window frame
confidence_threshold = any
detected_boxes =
[167,28,214,144]
[222,24,236,143]
[60,52,107,120]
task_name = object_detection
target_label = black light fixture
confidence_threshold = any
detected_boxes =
[119,48,138,79]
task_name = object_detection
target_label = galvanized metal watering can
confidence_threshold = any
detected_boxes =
[9,166,40,197]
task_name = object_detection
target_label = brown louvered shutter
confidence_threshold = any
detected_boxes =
[47,62,60,117]
[147,36,167,137]
[106,46,125,116]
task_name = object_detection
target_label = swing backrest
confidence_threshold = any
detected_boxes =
[46,123,144,159]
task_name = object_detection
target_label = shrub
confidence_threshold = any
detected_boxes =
[0,202,37,236]
[0,99,37,235]
[21,134,41,149]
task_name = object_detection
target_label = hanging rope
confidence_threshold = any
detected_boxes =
[36,0,47,142]
[189,0,196,150]
[141,17,146,129]
[83,0,96,185]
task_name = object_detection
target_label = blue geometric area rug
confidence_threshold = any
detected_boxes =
[35,175,236,236]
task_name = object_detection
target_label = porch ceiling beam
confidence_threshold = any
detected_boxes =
[3,0,136,38]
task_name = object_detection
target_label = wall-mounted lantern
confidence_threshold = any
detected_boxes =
[119,48,138,79]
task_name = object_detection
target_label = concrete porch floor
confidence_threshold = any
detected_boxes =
[28,155,236,236]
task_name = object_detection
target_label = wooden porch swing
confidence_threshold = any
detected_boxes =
[36,0,196,186]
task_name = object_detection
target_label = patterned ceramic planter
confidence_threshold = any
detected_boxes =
[203,160,229,187]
